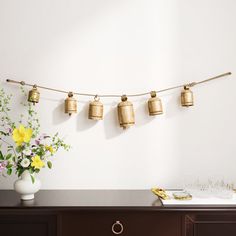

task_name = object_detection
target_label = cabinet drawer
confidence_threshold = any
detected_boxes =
[61,211,181,236]
[185,213,236,236]
[0,214,57,236]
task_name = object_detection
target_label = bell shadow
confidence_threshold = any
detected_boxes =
[52,100,70,125]
[135,101,155,127]
[164,92,183,119]
[103,106,124,139]
[76,102,97,131]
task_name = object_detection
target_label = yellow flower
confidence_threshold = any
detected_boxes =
[31,155,45,169]
[45,145,55,154]
[12,125,33,146]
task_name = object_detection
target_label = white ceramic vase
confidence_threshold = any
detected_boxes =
[14,170,41,200]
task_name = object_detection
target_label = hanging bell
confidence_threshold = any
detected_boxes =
[117,95,135,129]
[148,91,163,116]
[28,85,40,105]
[181,86,194,107]
[88,95,103,120]
[65,92,77,116]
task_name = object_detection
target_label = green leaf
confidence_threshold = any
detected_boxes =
[17,168,24,177]
[6,153,12,160]
[7,168,12,175]
[0,151,3,160]
[0,131,7,136]
[47,161,52,169]
[30,175,35,184]
[6,164,13,169]
[16,146,22,153]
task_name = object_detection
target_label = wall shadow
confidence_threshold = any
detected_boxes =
[76,102,97,131]
[134,101,155,127]
[52,99,70,125]
[103,105,124,139]
[162,91,182,119]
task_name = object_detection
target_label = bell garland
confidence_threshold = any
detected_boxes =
[117,95,135,129]
[65,92,77,116]
[28,85,40,105]
[5,72,231,129]
[148,91,163,116]
[88,95,104,120]
[181,86,194,107]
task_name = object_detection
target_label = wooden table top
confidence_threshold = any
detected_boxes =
[0,190,162,209]
[0,190,236,210]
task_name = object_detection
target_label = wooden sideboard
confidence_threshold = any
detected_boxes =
[1,190,236,236]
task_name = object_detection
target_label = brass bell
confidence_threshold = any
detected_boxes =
[181,86,194,107]
[148,91,163,116]
[28,85,40,105]
[65,92,77,116]
[88,95,103,120]
[117,95,135,129]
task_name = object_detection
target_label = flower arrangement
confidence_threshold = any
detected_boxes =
[0,87,70,183]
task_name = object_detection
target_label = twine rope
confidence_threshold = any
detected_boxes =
[6,72,231,98]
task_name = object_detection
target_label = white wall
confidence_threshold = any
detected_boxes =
[0,0,235,189]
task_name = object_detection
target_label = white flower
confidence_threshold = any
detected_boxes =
[22,149,32,156]
[21,158,30,168]
[40,139,49,146]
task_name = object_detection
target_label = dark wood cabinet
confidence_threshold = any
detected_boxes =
[1,190,236,236]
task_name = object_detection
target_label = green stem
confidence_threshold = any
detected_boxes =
[0,137,18,161]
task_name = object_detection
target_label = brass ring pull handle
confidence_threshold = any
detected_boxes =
[112,221,124,235]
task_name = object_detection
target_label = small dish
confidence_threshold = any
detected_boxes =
[173,191,192,200]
